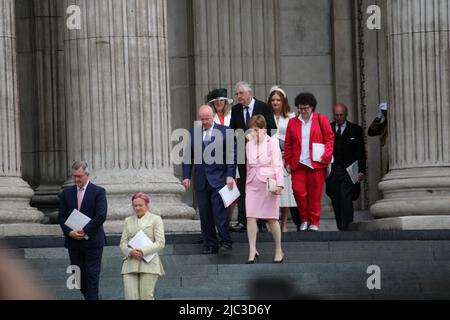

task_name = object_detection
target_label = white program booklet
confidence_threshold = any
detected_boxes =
[218,183,240,208]
[312,143,325,162]
[312,143,334,163]
[65,209,91,240]
[128,230,156,263]
[346,161,359,184]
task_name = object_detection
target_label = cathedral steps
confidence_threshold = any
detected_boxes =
[6,231,450,300]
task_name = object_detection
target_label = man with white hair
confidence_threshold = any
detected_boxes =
[182,105,237,254]
[229,82,276,232]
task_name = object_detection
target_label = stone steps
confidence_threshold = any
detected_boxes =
[16,234,450,300]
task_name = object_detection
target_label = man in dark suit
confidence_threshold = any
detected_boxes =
[182,105,237,254]
[58,161,107,300]
[326,104,366,231]
[229,81,276,232]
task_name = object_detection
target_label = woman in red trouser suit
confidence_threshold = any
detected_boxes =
[284,93,334,231]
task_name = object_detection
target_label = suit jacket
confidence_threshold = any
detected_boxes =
[284,112,334,171]
[230,98,276,135]
[58,182,107,249]
[246,135,284,187]
[331,121,366,175]
[182,123,237,191]
[120,212,165,276]
[368,116,388,146]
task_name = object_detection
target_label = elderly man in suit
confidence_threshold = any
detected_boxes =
[326,104,366,231]
[58,161,107,300]
[182,105,237,254]
[229,81,276,232]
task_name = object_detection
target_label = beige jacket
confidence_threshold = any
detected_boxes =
[120,212,166,276]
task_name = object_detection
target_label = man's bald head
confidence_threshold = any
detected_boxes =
[198,105,215,129]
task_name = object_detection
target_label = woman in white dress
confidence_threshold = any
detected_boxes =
[267,86,297,232]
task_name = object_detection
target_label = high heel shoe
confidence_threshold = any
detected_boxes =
[246,252,259,264]
[273,253,284,263]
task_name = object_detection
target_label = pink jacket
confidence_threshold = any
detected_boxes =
[246,135,284,187]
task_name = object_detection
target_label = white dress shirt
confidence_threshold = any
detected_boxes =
[203,122,215,141]
[77,180,90,208]
[336,121,347,135]
[299,113,314,169]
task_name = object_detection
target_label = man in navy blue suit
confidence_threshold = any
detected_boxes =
[59,161,107,300]
[182,105,237,254]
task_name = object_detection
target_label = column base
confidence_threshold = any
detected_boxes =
[63,169,196,221]
[370,167,450,219]
[31,184,61,224]
[352,215,450,231]
[0,219,201,238]
[0,177,45,223]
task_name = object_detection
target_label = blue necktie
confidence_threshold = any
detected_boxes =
[337,124,342,135]
[245,106,250,126]
[203,129,211,145]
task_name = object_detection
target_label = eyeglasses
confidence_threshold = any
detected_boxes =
[298,106,311,111]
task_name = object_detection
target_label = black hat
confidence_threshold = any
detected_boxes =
[207,88,233,104]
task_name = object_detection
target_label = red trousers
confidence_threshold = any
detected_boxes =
[291,164,327,227]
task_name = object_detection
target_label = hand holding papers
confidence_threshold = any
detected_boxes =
[312,143,334,163]
[312,143,325,162]
[65,209,91,240]
[312,143,334,177]
[346,161,359,184]
[128,230,156,263]
[219,183,240,208]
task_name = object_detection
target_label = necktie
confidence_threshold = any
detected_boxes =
[203,129,211,145]
[244,106,250,126]
[77,188,84,210]
[337,124,342,135]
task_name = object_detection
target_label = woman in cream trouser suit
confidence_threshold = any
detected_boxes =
[120,192,165,300]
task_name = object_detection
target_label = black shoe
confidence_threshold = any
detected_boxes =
[230,222,246,232]
[246,252,259,264]
[202,246,218,254]
[273,253,284,263]
[219,243,232,253]
[273,259,283,263]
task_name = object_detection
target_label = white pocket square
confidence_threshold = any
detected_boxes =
[350,137,355,140]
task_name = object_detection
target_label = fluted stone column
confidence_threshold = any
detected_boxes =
[364,0,450,229]
[63,0,195,226]
[29,0,67,223]
[192,0,278,105]
[0,0,44,223]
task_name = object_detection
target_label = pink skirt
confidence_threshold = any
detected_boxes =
[245,178,280,219]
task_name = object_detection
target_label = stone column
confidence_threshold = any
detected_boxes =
[0,0,44,223]
[192,0,278,106]
[364,0,450,229]
[63,0,195,227]
[29,0,67,223]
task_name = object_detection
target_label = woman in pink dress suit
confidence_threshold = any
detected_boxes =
[245,115,285,263]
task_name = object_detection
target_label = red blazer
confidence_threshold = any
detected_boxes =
[284,112,334,171]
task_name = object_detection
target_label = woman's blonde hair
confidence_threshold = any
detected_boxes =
[210,99,232,117]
